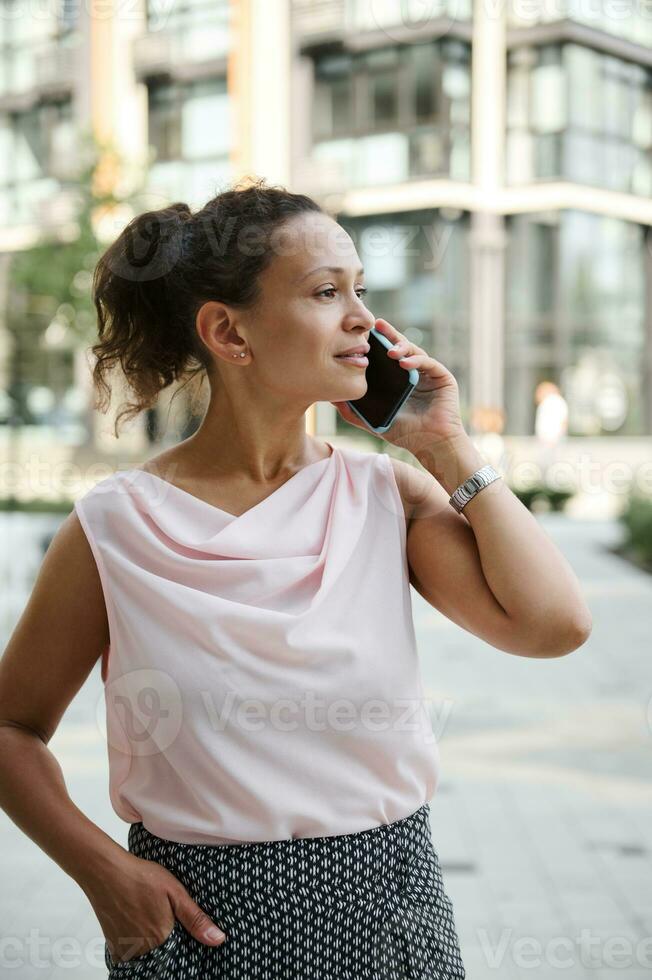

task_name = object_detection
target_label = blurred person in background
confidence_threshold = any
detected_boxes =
[534,380,569,480]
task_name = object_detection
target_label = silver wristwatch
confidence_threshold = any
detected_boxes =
[449,463,502,513]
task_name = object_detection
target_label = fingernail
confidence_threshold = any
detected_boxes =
[205,926,226,943]
[390,343,401,349]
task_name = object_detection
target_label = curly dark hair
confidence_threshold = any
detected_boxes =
[90,176,325,437]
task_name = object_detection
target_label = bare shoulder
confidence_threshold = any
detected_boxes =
[385,454,454,528]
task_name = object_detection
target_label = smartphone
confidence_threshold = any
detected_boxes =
[346,327,420,434]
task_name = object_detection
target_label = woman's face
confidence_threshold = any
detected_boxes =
[240,211,377,402]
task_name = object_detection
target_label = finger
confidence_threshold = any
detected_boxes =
[393,350,426,364]
[396,351,457,386]
[171,893,226,946]
[387,340,425,360]
[400,351,455,377]
[373,317,406,346]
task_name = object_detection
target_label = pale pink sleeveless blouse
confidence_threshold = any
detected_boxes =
[74,443,440,845]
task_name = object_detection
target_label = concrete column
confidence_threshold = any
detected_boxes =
[230,0,292,184]
[471,0,506,193]
[77,0,146,161]
[289,53,317,191]
[75,0,150,454]
[469,0,507,434]
[469,210,508,431]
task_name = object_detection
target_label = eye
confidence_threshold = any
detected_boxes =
[317,287,368,299]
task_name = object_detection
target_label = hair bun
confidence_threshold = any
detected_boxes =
[106,202,192,284]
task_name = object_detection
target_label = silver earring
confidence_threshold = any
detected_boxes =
[232,352,246,358]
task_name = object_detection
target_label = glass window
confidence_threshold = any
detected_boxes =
[506,56,531,129]
[506,129,534,183]
[314,55,353,140]
[182,79,230,159]
[0,97,72,212]
[449,127,470,180]
[531,63,565,133]
[365,47,399,71]
[409,128,445,176]
[506,211,647,435]
[311,138,355,189]
[49,101,76,177]
[313,82,331,142]
[0,118,12,185]
[409,43,438,121]
[146,0,230,60]
[311,38,470,187]
[605,63,632,140]
[535,132,563,178]
[14,108,47,180]
[315,52,353,78]
[509,41,652,194]
[149,157,233,209]
[564,131,603,184]
[632,88,652,148]
[632,155,652,196]
[359,223,409,291]
[356,132,409,184]
[148,84,181,161]
[565,44,601,130]
[442,61,469,101]
[351,0,469,28]
[148,78,230,164]
[60,0,78,31]
[369,70,398,128]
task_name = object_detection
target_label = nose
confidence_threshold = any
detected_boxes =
[348,301,375,332]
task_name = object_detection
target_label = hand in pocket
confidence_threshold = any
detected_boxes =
[84,851,227,963]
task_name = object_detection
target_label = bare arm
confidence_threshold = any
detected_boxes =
[389,433,593,658]
[0,509,226,960]
[0,509,126,889]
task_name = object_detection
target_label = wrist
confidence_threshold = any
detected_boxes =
[72,833,132,897]
[414,431,487,497]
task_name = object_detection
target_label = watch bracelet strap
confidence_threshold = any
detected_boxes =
[449,463,502,513]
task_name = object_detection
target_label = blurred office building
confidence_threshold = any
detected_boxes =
[290,0,652,515]
[0,0,650,511]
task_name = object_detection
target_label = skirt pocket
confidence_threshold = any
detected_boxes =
[105,920,181,977]
[383,844,466,980]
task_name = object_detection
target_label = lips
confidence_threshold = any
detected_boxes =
[335,351,369,366]
[335,345,370,357]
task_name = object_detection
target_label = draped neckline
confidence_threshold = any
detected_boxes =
[120,441,336,522]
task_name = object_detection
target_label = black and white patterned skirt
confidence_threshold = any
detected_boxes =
[104,802,466,979]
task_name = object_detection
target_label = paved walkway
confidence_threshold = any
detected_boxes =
[415,515,652,979]
[1,514,650,977]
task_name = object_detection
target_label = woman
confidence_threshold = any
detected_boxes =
[0,178,592,979]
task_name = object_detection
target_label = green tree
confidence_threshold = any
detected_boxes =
[5,128,148,427]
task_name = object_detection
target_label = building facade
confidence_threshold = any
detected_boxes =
[0,0,650,504]
[291,0,652,443]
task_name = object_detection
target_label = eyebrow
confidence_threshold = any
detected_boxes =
[296,265,365,283]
